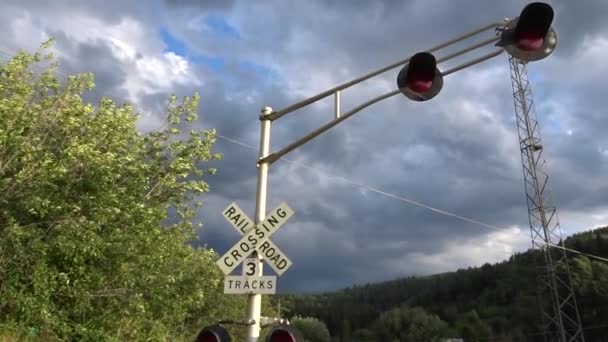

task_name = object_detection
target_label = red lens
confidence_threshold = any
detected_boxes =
[198,331,218,342]
[268,330,294,342]
[516,32,545,51]
[407,71,434,93]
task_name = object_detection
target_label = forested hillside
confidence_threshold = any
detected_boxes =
[278,227,608,341]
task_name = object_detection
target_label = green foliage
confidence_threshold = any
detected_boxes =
[0,41,247,341]
[339,318,351,342]
[290,316,331,342]
[367,306,449,342]
[454,310,491,342]
[279,226,608,341]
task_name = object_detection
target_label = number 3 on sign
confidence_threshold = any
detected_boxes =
[243,258,259,276]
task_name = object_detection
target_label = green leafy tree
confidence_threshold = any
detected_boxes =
[454,310,492,342]
[340,318,351,342]
[351,328,374,342]
[290,316,331,342]
[370,306,449,342]
[0,41,238,341]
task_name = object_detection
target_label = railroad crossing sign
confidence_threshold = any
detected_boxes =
[216,202,294,294]
[221,202,293,276]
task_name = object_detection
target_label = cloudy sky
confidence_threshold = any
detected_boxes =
[1,0,607,293]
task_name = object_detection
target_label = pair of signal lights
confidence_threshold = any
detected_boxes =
[399,2,556,102]
[196,324,302,342]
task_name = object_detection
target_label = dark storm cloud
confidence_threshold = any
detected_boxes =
[190,0,599,98]
[1,0,607,293]
[164,0,235,10]
[50,31,129,105]
[0,0,166,26]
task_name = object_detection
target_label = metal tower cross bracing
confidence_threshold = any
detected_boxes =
[508,55,585,342]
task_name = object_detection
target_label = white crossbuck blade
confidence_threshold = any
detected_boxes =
[222,202,293,276]
[216,202,294,275]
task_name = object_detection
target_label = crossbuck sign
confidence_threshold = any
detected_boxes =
[216,202,294,286]
[218,203,293,276]
[216,202,294,294]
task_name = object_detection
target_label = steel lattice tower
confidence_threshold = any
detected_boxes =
[508,55,585,342]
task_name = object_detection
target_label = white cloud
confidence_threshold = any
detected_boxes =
[542,34,608,87]
[4,8,201,123]
[559,207,608,235]
[10,12,49,52]
[397,226,529,274]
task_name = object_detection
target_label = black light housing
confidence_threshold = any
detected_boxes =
[497,2,557,62]
[397,52,444,101]
[196,324,231,342]
[265,324,303,342]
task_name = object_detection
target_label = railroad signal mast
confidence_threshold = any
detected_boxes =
[401,4,584,339]
[206,2,583,341]
[503,3,585,341]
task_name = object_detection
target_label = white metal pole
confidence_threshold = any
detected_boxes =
[246,106,273,342]
[334,90,341,119]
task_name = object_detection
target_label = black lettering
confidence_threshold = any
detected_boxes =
[251,280,258,289]
[277,208,287,218]
[230,213,241,225]
[225,206,236,218]
[235,280,241,288]
[243,280,250,289]
[261,223,271,232]
[267,280,274,289]
[247,235,258,245]
[277,259,287,269]
[239,242,250,253]
[245,261,256,276]
[231,249,242,260]
[266,247,276,257]
[259,281,265,289]
[239,219,249,234]
[259,241,270,253]
[255,228,265,239]
[270,254,280,263]
[228,280,234,288]
[268,215,279,227]
[224,256,234,267]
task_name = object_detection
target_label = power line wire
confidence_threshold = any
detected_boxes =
[214,134,608,264]
[215,133,515,231]
[547,242,608,263]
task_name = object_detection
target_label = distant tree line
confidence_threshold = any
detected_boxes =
[278,227,608,341]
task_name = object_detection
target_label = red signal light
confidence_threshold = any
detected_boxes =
[196,325,231,342]
[407,70,434,93]
[513,2,553,50]
[498,2,557,62]
[397,52,443,101]
[265,325,303,342]
[198,331,220,342]
[515,33,544,51]
[268,330,295,342]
